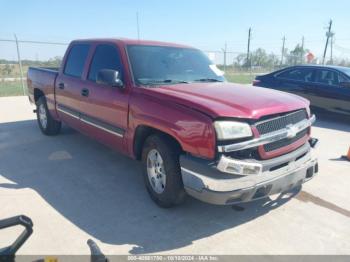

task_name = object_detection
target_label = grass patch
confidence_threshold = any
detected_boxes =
[225,72,256,84]
[0,81,25,97]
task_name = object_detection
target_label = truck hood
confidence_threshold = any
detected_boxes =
[147,82,309,120]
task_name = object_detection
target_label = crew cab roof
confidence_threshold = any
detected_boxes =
[69,38,195,49]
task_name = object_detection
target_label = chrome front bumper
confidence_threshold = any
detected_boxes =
[180,140,318,205]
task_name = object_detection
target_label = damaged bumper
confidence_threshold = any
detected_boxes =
[180,139,319,205]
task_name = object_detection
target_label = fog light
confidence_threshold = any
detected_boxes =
[217,155,262,176]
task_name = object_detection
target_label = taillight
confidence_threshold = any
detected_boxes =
[252,79,261,86]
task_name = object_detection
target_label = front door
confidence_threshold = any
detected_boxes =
[79,43,130,152]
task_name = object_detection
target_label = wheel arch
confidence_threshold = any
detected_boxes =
[133,125,183,160]
[34,88,45,103]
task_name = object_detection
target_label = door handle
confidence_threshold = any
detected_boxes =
[58,83,65,89]
[81,88,89,97]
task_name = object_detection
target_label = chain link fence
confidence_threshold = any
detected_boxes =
[201,50,316,84]
[1,37,349,96]
[0,38,68,96]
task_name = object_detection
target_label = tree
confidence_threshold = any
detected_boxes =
[251,48,268,67]
[286,44,306,65]
[248,49,280,69]
[47,56,62,67]
[266,53,280,69]
[234,53,247,67]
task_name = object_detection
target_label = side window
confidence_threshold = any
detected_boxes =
[315,70,339,86]
[88,44,123,82]
[277,68,314,82]
[64,44,90,78]
[339,73,349,83]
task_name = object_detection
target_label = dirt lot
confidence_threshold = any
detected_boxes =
[0,96,349,256]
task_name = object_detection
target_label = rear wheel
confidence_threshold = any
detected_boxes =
[142,134,186,208]
[36,96,61,136]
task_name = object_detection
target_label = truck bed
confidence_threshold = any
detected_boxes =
[27,67,59,104]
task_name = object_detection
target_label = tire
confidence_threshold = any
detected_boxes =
[141,134,186,208]
[36,96,61,136]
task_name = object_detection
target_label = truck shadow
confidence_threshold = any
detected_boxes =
[312,112,350,132]
[1,119,299,254]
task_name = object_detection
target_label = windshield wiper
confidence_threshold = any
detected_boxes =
[194,78,224,82]
[140,79,189,85]
[161,79,189,84]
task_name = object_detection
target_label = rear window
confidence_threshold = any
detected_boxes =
[315,69,339,86]
[64,44,90,78]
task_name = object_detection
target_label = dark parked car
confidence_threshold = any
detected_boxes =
[253,65,350,117]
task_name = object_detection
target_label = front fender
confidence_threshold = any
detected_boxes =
[127,89,216,159]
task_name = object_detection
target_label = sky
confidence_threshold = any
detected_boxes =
[1,0,350,61]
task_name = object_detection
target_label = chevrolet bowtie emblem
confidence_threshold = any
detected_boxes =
[286,124,299,138]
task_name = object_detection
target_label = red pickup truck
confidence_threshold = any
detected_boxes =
[27,38,318,207]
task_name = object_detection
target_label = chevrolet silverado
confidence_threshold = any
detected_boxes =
[27,38,318,207]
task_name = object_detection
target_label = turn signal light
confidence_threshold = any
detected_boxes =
[217,155,262,176]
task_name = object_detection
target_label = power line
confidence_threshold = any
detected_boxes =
[334,44,350,53]
[0,38,68,45]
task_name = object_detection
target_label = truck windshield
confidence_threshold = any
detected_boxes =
[127,45,225,86]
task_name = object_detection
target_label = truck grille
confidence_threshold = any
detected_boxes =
[256,110,308,153]
[256,110,308,135]
[263,128,308,152]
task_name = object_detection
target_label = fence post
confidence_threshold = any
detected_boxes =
[14,34,26,95]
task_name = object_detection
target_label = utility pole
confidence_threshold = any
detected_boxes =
[247,27,252,69]
[14,34,25,95]
[224,42,227,72]
[136,12,140,40]
[330,34,334,64]
[301,36,305,64]
[281,36,286,66]
[222,42,227,72]
[322,19,333,65]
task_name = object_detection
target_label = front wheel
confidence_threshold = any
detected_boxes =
[142,134,186,208]
[36,96,61,136]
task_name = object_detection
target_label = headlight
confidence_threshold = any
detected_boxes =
[214,121,252,140]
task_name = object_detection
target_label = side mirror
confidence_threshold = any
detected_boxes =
[339,81,350,88]
[96,69,124,88]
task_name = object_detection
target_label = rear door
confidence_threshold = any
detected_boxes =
[55,43,90,129]
[273,67,315,100]
[79,43,130,152]
[309,69,350,116]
